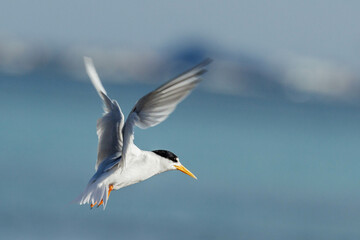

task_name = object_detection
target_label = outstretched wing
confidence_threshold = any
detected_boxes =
[84,57,125,171]
[121,58,212,163]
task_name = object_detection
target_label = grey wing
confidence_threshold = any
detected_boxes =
[121,58,212,163]
[130,58,212,129]
[84,57,125,171]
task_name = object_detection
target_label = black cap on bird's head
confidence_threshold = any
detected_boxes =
[152,150,197,179]
[152,150,179,163]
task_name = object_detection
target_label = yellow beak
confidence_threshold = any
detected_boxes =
[175,165,197,179]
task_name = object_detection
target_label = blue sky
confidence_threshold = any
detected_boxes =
[1,0,360,67]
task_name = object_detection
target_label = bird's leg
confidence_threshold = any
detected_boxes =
[96,185,114,208]
[107,184,114,200]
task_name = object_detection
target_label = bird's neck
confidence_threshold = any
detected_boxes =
[142,151,170,174]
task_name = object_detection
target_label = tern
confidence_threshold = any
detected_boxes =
[76,57,211,209]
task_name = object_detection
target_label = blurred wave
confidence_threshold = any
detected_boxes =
[1,38,359,103]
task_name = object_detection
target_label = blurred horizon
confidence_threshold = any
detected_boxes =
[1,1,360,104]
[2,38,360,105]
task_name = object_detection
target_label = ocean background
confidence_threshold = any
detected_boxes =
[1,1,360,239]
[1,65,360,239]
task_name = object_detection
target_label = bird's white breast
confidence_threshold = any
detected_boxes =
[109,150,166,190]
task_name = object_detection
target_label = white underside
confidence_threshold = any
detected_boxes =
[76,147,171,209]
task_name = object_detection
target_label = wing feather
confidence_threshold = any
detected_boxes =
[84,57,125,170]
[121,59,212,164]
[131,59,212,129]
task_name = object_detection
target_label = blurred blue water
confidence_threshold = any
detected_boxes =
[1,72,360,240]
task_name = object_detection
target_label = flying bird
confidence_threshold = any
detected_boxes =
[76,57,212,209]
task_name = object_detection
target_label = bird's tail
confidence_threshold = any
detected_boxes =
[74,179,111,210]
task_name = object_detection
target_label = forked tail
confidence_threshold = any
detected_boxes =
[75,180,113,209]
